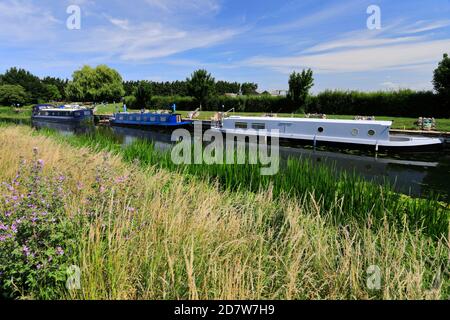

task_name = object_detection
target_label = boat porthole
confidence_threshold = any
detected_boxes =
[318,127,324,133]
[368,130,376,136]
[351,129,359,136]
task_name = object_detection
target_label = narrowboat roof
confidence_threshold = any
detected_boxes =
[225,116,393,126]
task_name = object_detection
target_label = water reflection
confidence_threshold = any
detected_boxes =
[30,121,450,201]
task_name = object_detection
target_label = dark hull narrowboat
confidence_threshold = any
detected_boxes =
[31,104,94,124]
[110,112,193,131]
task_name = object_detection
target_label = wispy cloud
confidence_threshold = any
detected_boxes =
[73,20,242,61]
[246,39,449,74]
[0,0,60,42]
[399,19,450,34]
[259,0,364,34]
[144,0,221,15]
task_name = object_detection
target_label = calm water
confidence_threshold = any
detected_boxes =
[30,120,450,201]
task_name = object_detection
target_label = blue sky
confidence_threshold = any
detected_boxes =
[0,0,449,92]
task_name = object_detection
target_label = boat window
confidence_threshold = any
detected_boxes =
[84,111,91,116]
[160,117,167,122]
[74,112,80,117]
[235,122,248,129]
[177,115,181,122]
[351,129,359,136]
[368,130,376,136]
[252,123,266,130]
[318,127,324,133]
[150,117,156,122]
[118,116,124,120]
[136,116,141,121]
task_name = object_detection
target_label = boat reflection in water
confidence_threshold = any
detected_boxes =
[31,120,95,136]
[29,123,450,201]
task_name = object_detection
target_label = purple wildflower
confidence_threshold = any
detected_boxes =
[23,245,30,256]
[56,247,64,256]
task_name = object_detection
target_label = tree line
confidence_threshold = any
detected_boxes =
[0,53,449,117]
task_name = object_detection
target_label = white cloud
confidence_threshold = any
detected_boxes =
[144,0,221,15]
[0,0,60,42]
[72,20,241,61]
[246,39,449,74]
[399,20,450,34]
[108,18,130,30]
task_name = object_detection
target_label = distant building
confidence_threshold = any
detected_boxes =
[270,90,288,97]
[224,93,238,98]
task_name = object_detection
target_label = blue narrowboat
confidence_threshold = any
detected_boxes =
[32,104,94,123]
[110,112,193,129]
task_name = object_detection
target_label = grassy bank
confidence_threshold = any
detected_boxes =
[0,125,449,300]
[31,125,449,239]
[0,106,31,121]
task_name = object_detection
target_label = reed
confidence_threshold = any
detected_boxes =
[32,125,450,238]
[0,125,448,300]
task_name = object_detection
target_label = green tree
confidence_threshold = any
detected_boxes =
[65,65,125,102]
[43,84,62,101]
[0,84,28,106]
[186,69,215,108]
[433,53,450,107]
[288,69,314,108]
[134,81,152,109]
[241,82,258,95]
[42,76,68,100]
[0,67,44,103]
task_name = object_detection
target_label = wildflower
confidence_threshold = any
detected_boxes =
[0,224,7,231]
[37,159,44,167]
[77,182,84,190]
[36,264,42,270]
[126,207,136,212]
[56,247,64,256]
[99,186,106,193]
[23,246,30,256]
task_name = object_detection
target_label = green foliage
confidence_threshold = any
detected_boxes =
[123,95,137,109]
[433,53,450,110]
[215,80,241,95]
[0,68,46,103]
[186,69,216,108]
[134,81,152,109]
[241,82,258,95]
[0,149,77,299]
[306,90,447,118]
[0,84,28,106]
[43,84,62,102]
[65,65,125,102]
[288,69,314,110]
[42,77,68,100]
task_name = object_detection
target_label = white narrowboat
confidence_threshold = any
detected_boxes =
[211,116,444,152]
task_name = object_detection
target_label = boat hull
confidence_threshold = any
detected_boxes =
[212,129,444,153]
[110,120,192,131]
[31,115,94,124]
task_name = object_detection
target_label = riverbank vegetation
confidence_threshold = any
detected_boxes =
[1,52,450,117]
[0,124,449,299]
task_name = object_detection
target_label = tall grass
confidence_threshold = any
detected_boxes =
[1,125,448,299]
[33,126,449,239]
